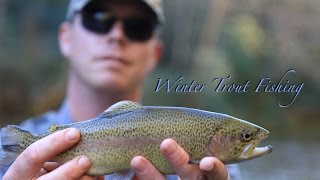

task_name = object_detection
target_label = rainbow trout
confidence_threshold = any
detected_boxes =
[0,101,272,175]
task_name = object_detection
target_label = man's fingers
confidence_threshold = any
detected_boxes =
[131,156,166,180]
[43,162,61,172]
[38,156,91,180]
[3,128,80,180]
[36,162,61,176]
[199,157,230,180]
[160,139,203,180]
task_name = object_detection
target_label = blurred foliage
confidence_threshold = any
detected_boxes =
[0,0,319,141]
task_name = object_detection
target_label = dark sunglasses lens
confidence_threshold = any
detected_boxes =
[124,18,156,41]
[82,11,115,34]
[82,10,157,41]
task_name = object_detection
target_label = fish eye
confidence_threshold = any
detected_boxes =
[241,130,253,142]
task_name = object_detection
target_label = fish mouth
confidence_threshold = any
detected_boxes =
[240,142,273,160]
[250,145,273,158]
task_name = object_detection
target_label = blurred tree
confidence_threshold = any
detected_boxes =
[0,0,6,48]
[0,68,31,126]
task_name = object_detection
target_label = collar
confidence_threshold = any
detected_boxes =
[56,101,74,125]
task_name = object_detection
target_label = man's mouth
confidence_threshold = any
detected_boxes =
[95,56,131,68]
[103,56,128,63]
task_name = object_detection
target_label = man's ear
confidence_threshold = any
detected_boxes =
[58,22,72,58]
[148,40,164,72]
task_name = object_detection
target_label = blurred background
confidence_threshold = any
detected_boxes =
[0,0,319,179]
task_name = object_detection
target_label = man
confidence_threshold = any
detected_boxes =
[1,0,240,179]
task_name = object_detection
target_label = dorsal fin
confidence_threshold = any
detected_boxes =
[48,124,59,133]
[48,124,68,133]
[99,100,142,117]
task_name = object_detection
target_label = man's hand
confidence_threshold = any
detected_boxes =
[3,128,103,180]
[131,139,230,180]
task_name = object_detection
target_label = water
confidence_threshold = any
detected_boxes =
[239,140,320,180]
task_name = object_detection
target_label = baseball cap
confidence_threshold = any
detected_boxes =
[65,0,164,24]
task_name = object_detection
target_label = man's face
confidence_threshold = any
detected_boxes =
[59,0,162,93]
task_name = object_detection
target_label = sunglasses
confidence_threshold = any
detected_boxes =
[81,10,159,42]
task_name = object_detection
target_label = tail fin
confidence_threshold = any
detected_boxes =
[0,125,34,174]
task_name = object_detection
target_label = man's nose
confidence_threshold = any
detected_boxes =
[106,21,126,42]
